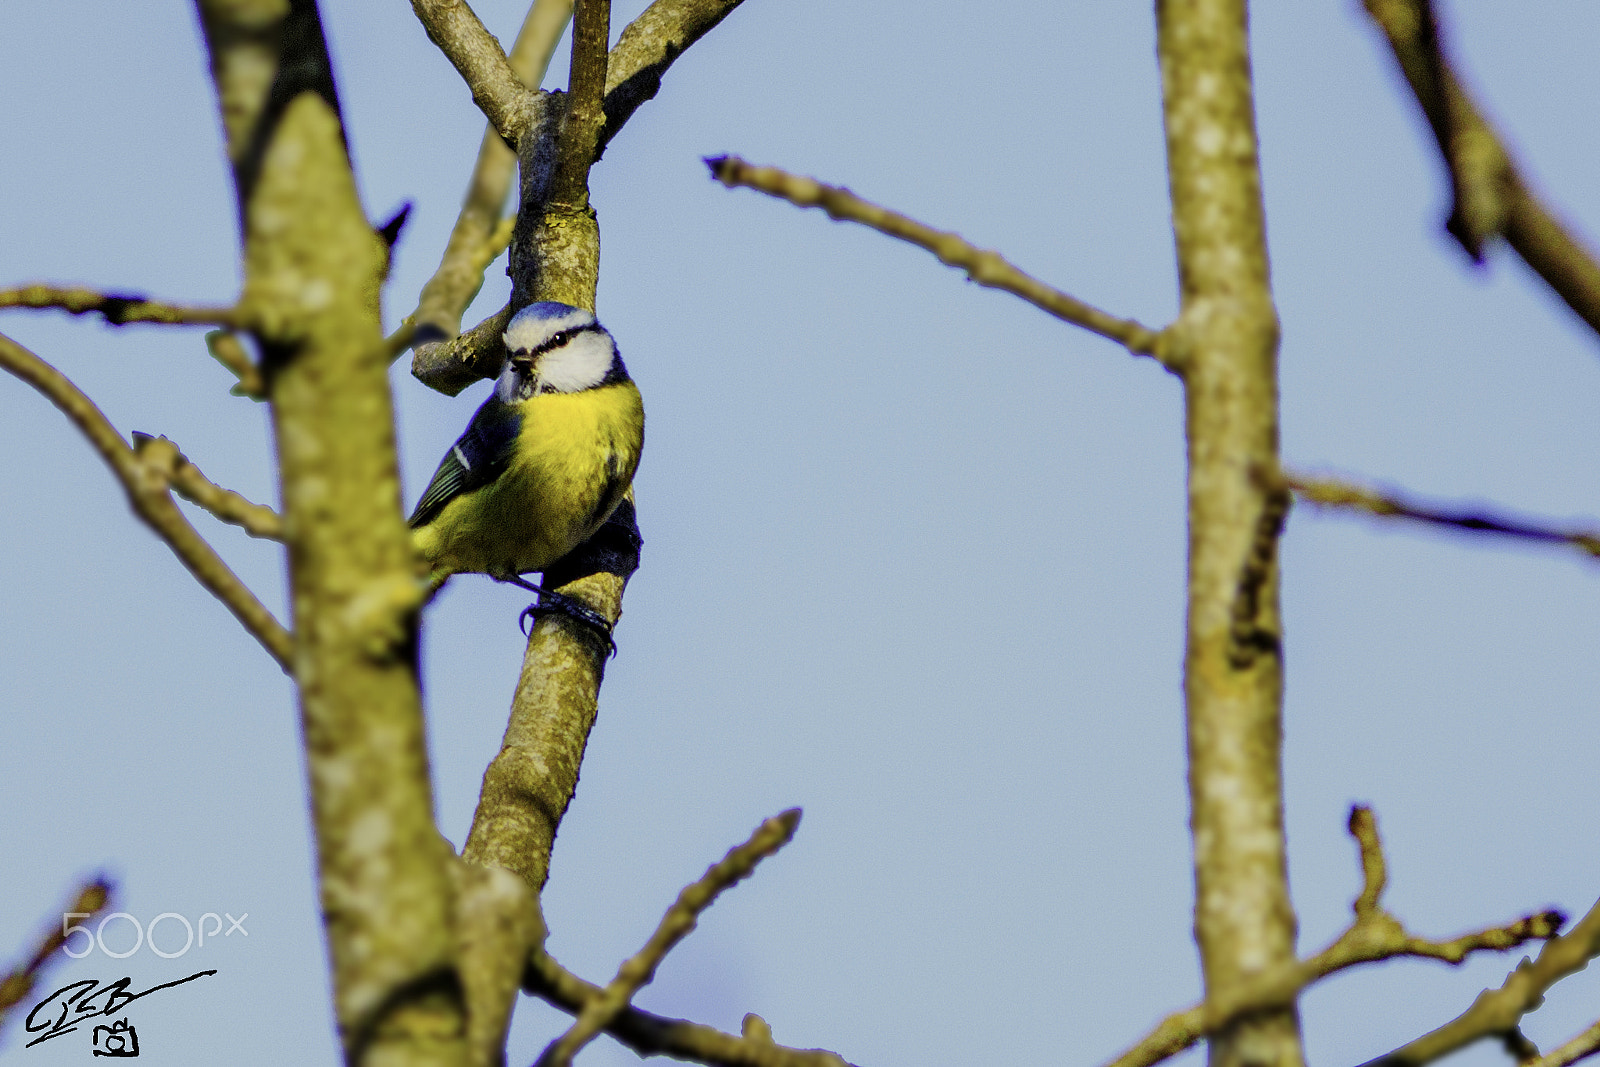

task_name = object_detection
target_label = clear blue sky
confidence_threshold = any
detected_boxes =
[4,3,1600,1065]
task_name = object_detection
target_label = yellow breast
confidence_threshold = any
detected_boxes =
[415,381,643,579]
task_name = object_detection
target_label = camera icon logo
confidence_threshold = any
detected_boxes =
[91,1019,139,1058]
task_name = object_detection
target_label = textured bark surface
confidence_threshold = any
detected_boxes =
[194,1,466,1063]
[1156,3,1304,1067]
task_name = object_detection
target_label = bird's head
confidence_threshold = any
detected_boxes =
[497,301,626,401]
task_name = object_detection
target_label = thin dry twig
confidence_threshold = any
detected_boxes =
[409,0,536,144]
[1363,0,1600,336]
[131,433,283,540]
[1523,1019,1600,1067]
[1102,807,1565,1067]
[204,330,266,399]
[0,330,292,671]
[0,879,112,1024]
[0,285,240,327]
[1355,895,1600,1067]
[537,809,802,1067]
[705,155,1171,369]
[1284,470,1600,560]
[526,945,855,1067]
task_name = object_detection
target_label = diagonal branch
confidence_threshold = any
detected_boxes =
[0,285,241,327]
[405,0,573,352]
[705,156,1172,369]
[130,433,284,540]
[1523,1018,1600,1067]
[1354,895,1600,1067]
[537,810,801,1067]
[1363,0,1600,337]
[598,0,748,155]
[1102,807,1565,1067]
[409,0,537,144]
[1283,470,1600,561]
[525,947,855,1067]
[0,879,113,1027]
[0,330,292,671]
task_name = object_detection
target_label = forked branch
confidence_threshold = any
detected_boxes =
[405,0,573,352]
[1354,894,1600,1067]
[1101,808,1565,1067]
[131,433,284,540]
[0,331,292,671]
[537,810,801,1067]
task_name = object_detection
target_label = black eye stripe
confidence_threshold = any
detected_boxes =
[527,320,603,357]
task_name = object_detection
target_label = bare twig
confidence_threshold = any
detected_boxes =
[205,330,266,398]
[407,0,573,352]
[1363,0,1600,337]
[0,330,292,671]
[409,0,536,144]
[1354,896,1600,1067]
[537,810,801,1067]
[130,433,283,540]
[1523,1018,1600,1067]
[1103,808,1566,1067]
[0,879,112,1026]
[0,285,240,327]
[525,946,855,1067]
[706,155,1171,368]
[1284,470,1600,560]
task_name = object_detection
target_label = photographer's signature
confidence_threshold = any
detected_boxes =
[23,970,216,1049]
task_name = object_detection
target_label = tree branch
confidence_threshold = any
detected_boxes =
[194,0,467,1061]
[206,330,267,398]
[1523,1018,1600,1067]
[409,0,536,144]
[1354,895,1600,1067]
[0,284,240,327]
[525,947,855,1067]
[1363,0,1600,337]
[599,0,747,154]
[130,432,284,540]
[1283,470,1600,560]
[460,499,641,887]
[0,329,293,671]
[1103,808,1565,1067]
[0,879,112,1027]
[537,810,801,1067]
[406,0,573,353]
[705,155,1171,368]
[413,0,753,391]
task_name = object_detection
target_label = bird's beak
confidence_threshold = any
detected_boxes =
[510,355,535,374]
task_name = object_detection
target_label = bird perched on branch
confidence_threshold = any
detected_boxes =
[409,301,644,644]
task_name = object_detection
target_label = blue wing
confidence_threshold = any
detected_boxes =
[407,397,521,529]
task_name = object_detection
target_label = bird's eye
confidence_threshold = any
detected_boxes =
[552,330,568,347]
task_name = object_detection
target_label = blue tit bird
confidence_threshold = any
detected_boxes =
[409,301,644,641]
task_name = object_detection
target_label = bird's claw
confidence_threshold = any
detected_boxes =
[519,593,617,657]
